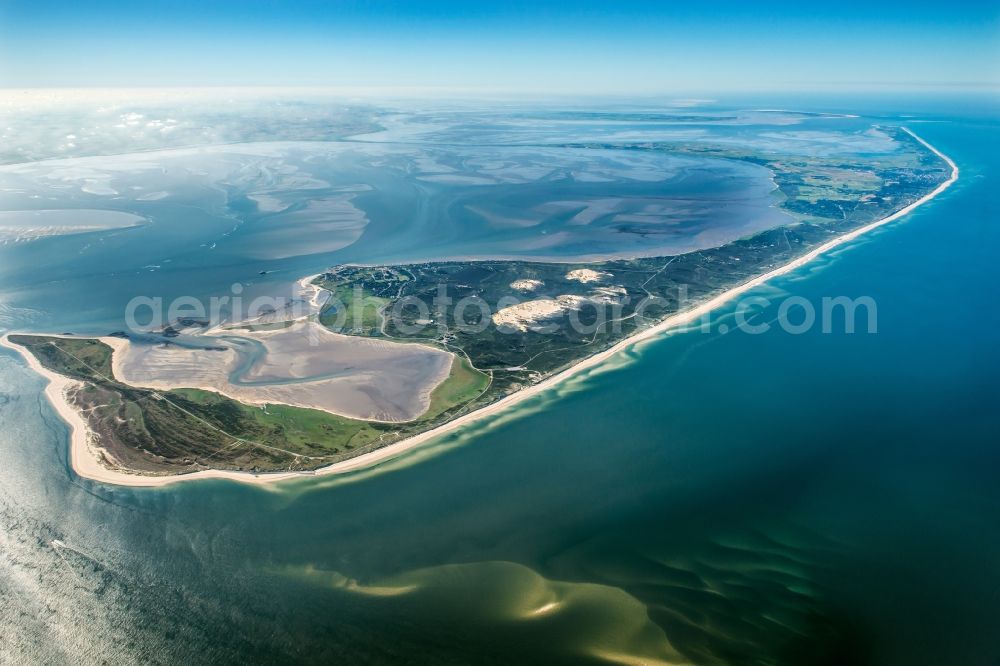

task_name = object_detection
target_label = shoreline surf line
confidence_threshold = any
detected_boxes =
[0,127,959,488]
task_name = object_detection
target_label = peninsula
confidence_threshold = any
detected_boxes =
[1,127,958,486]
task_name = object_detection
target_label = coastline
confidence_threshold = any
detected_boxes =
[0,332,133,485]
[1,128,959,488]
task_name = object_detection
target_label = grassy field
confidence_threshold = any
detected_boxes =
[17,336,115,380]
[317,282,390,334]
[170,388,389,455]
[423,356,491,420]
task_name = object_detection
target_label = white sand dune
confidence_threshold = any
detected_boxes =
[492,295,591,332]
[565,268,611,283]
[510,279,544,292]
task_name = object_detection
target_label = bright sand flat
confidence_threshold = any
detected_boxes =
[0,209,144,243]
[1,129,958,488]
[111,321,453,422]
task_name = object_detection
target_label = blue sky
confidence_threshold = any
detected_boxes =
[1,0,997,91]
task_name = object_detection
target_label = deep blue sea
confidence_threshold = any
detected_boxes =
[0,96,997,664]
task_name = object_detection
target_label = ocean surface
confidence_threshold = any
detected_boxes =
[0,97,998,665]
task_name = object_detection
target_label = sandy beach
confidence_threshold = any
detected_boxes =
[0,332,136,485]
[0,128,958,488]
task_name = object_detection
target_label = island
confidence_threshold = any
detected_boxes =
[0,126,958,486]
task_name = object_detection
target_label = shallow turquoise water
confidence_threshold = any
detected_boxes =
[0,100,998,664]
[0,139,786,334]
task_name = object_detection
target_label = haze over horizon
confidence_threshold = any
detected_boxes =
[2,0,998,93]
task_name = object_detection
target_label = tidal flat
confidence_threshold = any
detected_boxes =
[0,106,953,481]
[111,321,454,422]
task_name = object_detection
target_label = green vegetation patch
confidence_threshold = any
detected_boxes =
[423,356,491,420]
[317,276,392,335]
